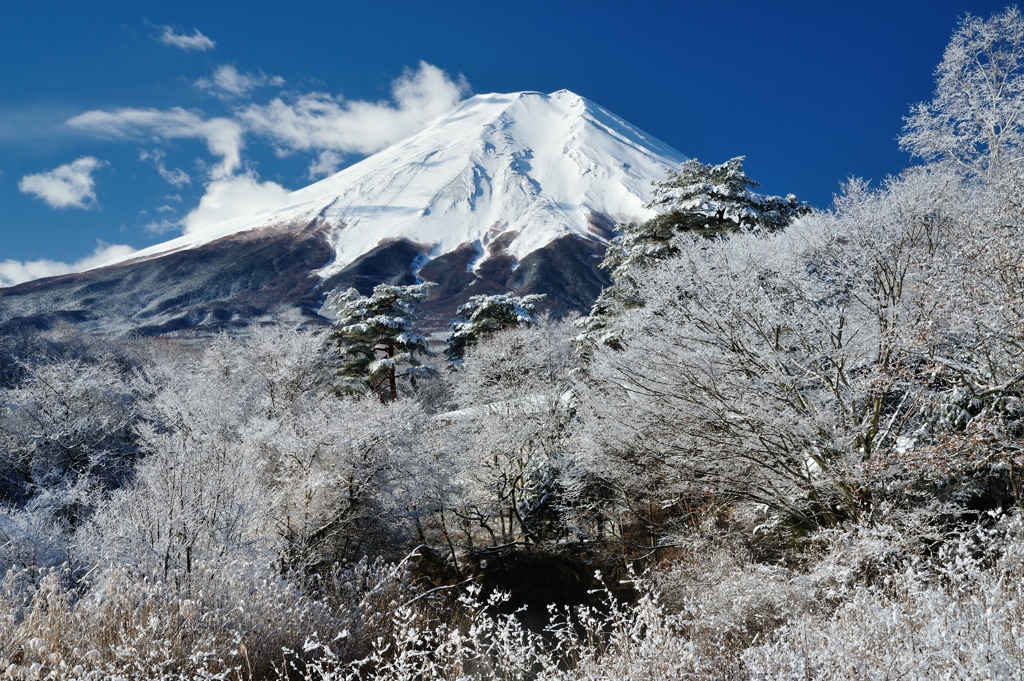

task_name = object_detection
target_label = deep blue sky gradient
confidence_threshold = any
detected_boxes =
[0,0,1012,265]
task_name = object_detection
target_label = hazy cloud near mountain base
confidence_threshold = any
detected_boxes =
[0,242,137,287]
[18,157,105,209]
[308,150,344,179]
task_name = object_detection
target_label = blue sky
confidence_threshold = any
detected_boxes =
[0,0,1011,284]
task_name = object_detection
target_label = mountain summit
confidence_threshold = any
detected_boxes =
[1,90,688,335]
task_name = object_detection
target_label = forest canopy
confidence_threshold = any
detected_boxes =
[2,7,1024,680]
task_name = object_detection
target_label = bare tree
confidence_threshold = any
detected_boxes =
[901,7,1024,181]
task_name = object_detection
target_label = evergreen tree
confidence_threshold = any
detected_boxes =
[601,156,810,276]
[325,283,434,401]
[445,293,546,363]
[581,156,810,349]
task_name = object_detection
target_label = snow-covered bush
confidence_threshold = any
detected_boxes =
[431,318,579,551]
[745,513,1024,679]
[0,554,423,680]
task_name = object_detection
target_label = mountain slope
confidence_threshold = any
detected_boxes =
[1,90,688,334]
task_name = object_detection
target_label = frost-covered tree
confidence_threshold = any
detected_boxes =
[80,327,433,578]
[325,283,434,401]
[252,396,433,574]
[445,293,546,363]
[582,157,809,349]
[77,348,274,579]
[432,318,579,550]
[0,357,145,506]
[205,325,331,419]
[582,223,871,532]
[603,156,809,276]
[901,6,1024,180]
[0,334,20,389]
[579,157,1024,538]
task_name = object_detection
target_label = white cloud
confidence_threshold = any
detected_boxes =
[69,106,290,234]
[308,150,344,178]
[196,65,285,98]
[158,26,215,51]
[18,157,105,209]
[140,149,191,186]
[241,62,469,159]
[68,108,242,179]
[67,106,290,236]
[63,62,467,239]
[181,172,291,235]
[0,242,137,287]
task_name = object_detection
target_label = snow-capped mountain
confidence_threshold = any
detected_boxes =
[0,90,688,335]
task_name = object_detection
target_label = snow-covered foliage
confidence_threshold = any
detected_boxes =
[581,159,1024,537]
[445,293,545,362]
[582,156,809,350]
[602,156,810,277]
[4,9,1024,678]
[433,318,578,551]
[901,6,1024,180]
[325,283,434,401]
[744,514,1024,678]
[645,155,807,230]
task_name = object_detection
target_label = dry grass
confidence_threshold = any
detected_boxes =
[2,517,1024,680]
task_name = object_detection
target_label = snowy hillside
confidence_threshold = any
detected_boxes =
[0,90,688,335]
[111,90,688,276]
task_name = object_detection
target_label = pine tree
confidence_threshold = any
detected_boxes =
[581,156,810,349]
[445,293,546,363]
[601,156,810,276]
[325,283,434,401]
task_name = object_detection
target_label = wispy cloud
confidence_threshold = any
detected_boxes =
[241,61,468,175]
[0,242,137,287]
[0,104,81,143]
[68,108,242,179]
[158,26,215,52]
[140,149,191,186]
[196,65,285,99]
[18,157,105,209]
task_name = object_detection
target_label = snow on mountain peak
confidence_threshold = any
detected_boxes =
[112,90,688,276]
